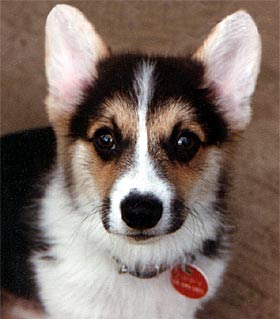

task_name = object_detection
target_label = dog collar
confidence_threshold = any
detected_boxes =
[113,253,195,279]
[113,256,209,299]
[113,257,168,279]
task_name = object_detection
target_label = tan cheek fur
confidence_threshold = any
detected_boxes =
[70,139,137,200]
[46,92,139,201]
[61,95,138,200]
[165,146,220,200]
[75,141,122,199]
[83,96,138,199]
[147,101,227,200]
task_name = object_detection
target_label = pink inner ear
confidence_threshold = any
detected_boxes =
[212,80,250,130]
[52,65,92,110]
[47,37,95,109]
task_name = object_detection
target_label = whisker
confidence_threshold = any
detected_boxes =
[64,204,106,253]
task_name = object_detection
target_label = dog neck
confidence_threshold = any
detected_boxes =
[113,254,195,279]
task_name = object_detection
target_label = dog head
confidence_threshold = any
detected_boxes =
[45,5,261,271]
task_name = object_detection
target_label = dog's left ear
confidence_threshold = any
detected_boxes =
[45,5,109,121]
[193,11,261,131]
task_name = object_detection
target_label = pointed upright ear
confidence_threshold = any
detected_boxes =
[45,5,109,121]
[193,11,261,131]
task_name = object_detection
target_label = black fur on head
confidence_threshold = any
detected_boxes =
[70,53,229,145]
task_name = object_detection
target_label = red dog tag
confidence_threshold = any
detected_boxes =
[170,265,208,299]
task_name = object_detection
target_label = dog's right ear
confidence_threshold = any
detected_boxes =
[45,5,109,122]
[193,11,261,131]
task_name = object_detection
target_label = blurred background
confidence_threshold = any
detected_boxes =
[1,1,279,318]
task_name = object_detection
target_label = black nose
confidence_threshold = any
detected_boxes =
[121,193,163,230]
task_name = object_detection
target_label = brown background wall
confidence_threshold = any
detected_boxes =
[1,1,279,318]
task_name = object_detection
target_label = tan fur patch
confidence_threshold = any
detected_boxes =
[87,95,138,140]
[147,99,216,199]
[147,100,205,143]
[72,140,127,199]
[45,93,138,201]
[164,146,219,199]
[71,95,138,199]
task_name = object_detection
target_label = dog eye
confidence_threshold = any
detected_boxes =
[175,131,200,162]
[177,134,196,151]
[93,129,115,151]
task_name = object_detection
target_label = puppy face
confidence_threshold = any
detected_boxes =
[45,5,261,269]
[64,56,228,239]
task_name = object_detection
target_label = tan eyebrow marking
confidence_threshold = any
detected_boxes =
[87,94,138,141]
[147,99,206,143]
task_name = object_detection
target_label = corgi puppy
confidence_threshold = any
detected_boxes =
[1,5,261,319]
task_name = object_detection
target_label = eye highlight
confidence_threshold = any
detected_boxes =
[93,128,117,161]
[177,132,197,151]
[94,130,115,150]
[175,130,201,163]
[161,127,201,164]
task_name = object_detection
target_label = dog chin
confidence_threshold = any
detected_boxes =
[108,227,178,245]
[107,231,162,245]
[125,233,163,244]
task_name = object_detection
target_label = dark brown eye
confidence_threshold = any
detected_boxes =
[175,131,200,163]
[93,129,115,151]
[177,135,196,151]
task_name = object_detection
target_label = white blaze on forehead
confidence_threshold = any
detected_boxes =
[134,61,155,169]
[109,61,173,233]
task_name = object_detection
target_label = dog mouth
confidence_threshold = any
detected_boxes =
[105,219,186,243]
[107,230,163,244]
[126,233,158,242]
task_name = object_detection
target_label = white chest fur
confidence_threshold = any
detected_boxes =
[32,175,227,319]
[34,253,226,319]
